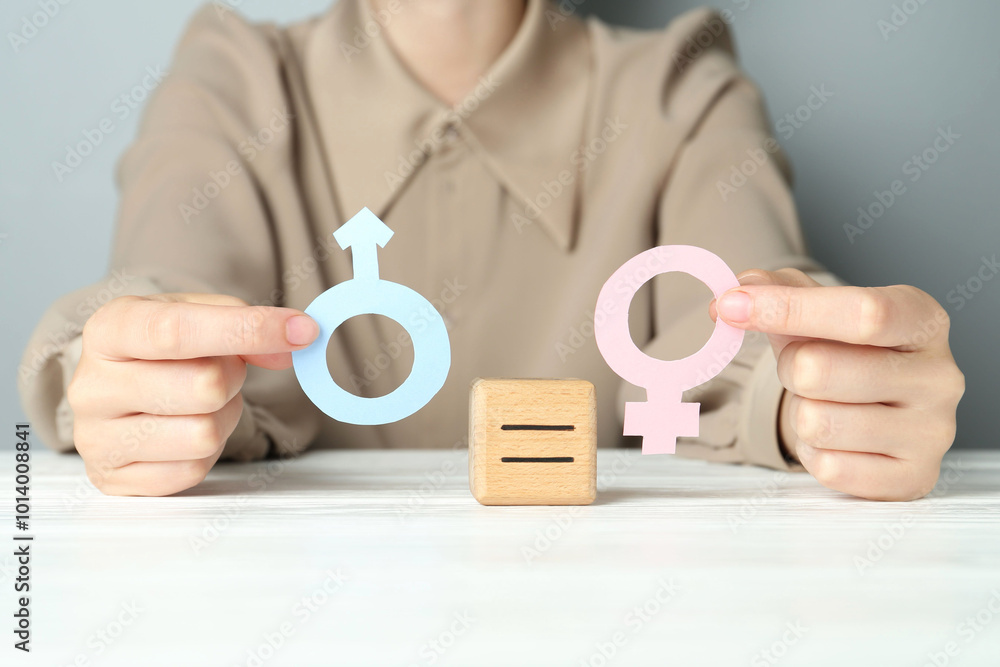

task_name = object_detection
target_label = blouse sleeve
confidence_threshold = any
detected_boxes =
[18,6,320,461]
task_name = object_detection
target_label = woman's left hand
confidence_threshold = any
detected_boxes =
[713,268,965,501]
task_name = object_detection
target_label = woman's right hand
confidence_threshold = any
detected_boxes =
[66,294,318,496]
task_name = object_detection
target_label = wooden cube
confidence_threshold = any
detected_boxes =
[469,378,596,506]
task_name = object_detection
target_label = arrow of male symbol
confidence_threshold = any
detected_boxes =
[333,207,394,281]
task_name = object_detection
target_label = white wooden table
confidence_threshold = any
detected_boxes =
[5,448,1000,666]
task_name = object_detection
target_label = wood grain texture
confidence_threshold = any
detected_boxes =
[7,449,1000,666]
[469,378,596,505]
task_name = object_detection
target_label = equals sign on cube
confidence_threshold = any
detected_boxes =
[468,378,597,506]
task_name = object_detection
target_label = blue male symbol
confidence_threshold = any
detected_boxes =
[292,208,452,425]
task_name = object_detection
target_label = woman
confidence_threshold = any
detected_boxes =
[19,0,964,499]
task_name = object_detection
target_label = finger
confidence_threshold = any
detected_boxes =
[87,451,224,497]
[709,268,818,320]
[76,394,243,466]
[710,269,820,357]
[740,268,820,289]
[786,395,956,459]
[243,351,294,371]
[716,284,949,350]
[794,444,941,501]
[776,340,950,406]
[70,356,246,417]
[150,293,250,307]
[152,295,296,369]
[86,296,319,361]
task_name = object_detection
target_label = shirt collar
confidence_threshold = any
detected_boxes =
[304,0,591,250]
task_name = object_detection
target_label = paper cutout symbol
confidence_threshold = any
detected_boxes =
[595,245,745,455]
[292,208,451,425]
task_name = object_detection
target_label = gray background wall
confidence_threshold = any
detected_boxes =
[2,1,997,449]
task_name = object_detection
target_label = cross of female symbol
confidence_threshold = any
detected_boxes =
[292,208,452,425]
[594,245,745,454]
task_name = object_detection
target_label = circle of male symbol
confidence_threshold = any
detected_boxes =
[293,208,452,425]
[595,245,745,455]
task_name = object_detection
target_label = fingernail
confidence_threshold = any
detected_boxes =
[718,291,752,323]
[286,315,319,346]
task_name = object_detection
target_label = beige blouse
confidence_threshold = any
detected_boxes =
[18,0,831,471]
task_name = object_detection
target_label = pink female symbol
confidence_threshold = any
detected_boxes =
[595,245,745,455]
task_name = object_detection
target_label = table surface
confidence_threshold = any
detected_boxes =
[4,447,1000,667]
